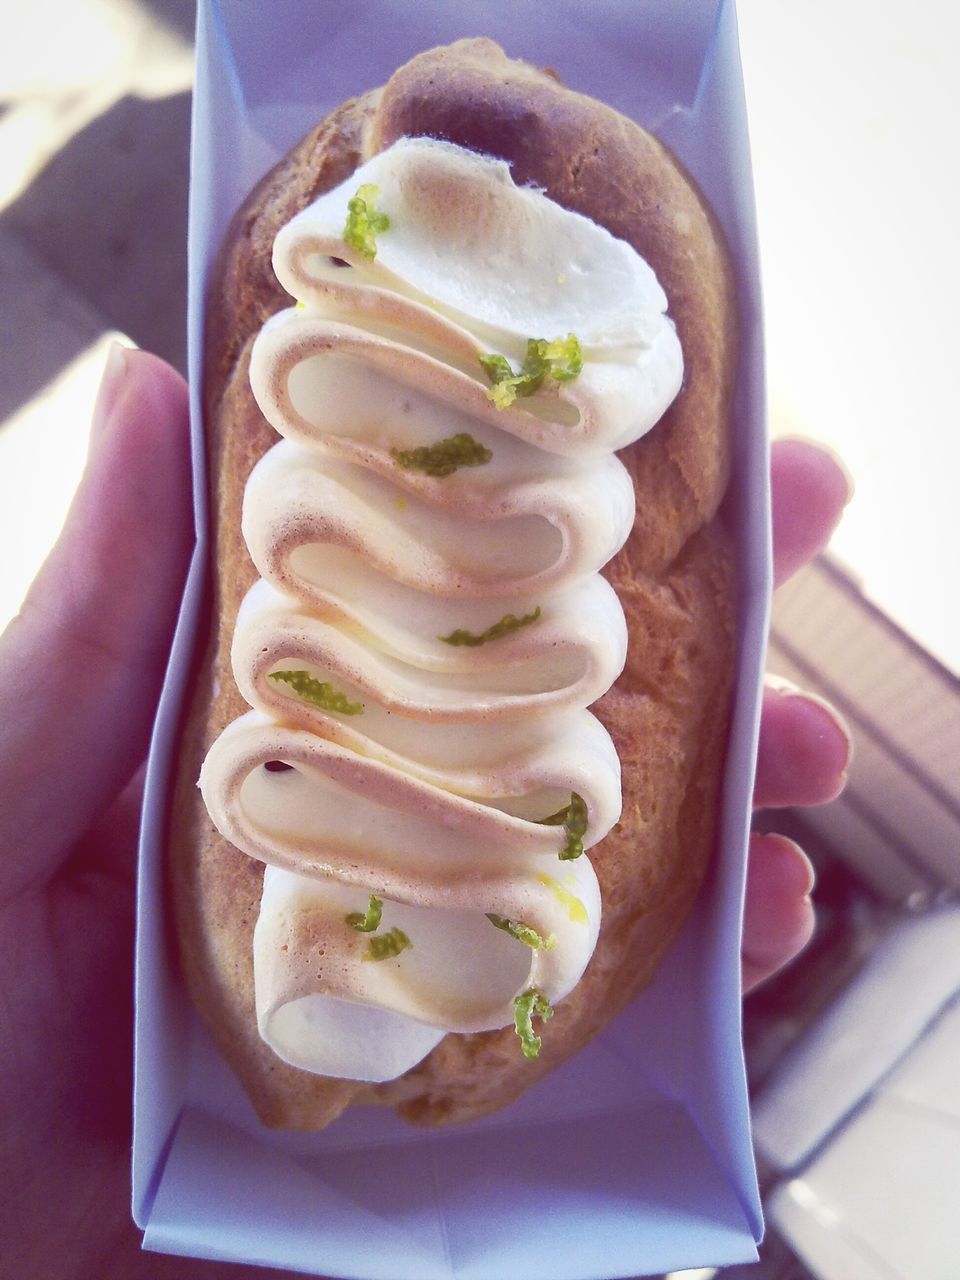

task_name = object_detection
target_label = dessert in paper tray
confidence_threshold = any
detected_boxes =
[171,37,737,1130]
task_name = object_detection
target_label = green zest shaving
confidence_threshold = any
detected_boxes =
[487,914,557,951]
[537,792,588,861]
[440,606,541,648]
[390,432,493,478]
[346,895,383,933]
[346,897,410,958]
[513,988,554,1059]
[480,334,584,409]
[343,183,389,260]
[365,927,412,962]
[539,334,584,381]
[268,670,363,716]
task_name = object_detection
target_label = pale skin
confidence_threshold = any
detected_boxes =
[0,349,852,1277]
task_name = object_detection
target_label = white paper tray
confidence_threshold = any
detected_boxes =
[134,3,769,1275]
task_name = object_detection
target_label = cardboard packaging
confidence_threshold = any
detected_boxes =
[134,2,769,1274]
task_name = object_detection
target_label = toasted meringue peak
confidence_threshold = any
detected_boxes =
[275,136,673,354]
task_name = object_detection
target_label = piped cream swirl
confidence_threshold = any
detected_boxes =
[199,138,682,1082]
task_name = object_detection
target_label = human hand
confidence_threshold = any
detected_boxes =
[741,439,854,992]
[0,347,289,1278]
[0,349,850,1274]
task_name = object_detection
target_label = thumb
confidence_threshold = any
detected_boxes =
[0,346,192,902]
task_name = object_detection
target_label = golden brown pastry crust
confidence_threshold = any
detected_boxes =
[169,38,738,1129]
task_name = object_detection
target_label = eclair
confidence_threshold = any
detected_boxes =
[170,38,738,1129]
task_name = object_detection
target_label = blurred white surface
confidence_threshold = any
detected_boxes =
[3,0,958,672]
[0,231,125,631]
[0,0,191,631]
[755,911,960,1280]
[752,906,960,1171]
[771,994,960,1280]
[738,0,960,673]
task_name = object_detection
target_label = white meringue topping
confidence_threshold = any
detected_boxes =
[199,138,682,1081]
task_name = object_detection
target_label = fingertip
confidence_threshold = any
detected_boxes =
[742,833,817,993]
[754,831,817,896]
[771,437,853,587]
[124,347,190,402]
[108,348,190,447]
[773,436,854,506]
[755,682,853,809]
[91,343,188,441]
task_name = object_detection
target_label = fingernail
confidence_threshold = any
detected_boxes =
[91,341,131,443]
[764,672,803,696]
[764,676,855,771]
[768,833,817,897]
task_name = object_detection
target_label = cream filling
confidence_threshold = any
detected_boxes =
[199,139,682,1082]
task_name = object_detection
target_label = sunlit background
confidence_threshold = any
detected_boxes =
[0,0,192,624]
[1,3,957,1279]
[2,1,958,665]
[739,1,960,676]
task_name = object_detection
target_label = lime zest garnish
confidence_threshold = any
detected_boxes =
[480,334,584,409]
[343,183,389,260]
[390,432,493,478]
[487,914,557,951]
[440,606,541,648]
[539,334,584,382]
[513,987,554,1059]
[346,896,409,957]
[536,873,588,924]
[536,792,588,861]
[478,352,514,389]
[268,669,363,716]
[364,927,412,962]
[346,895,383,933]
